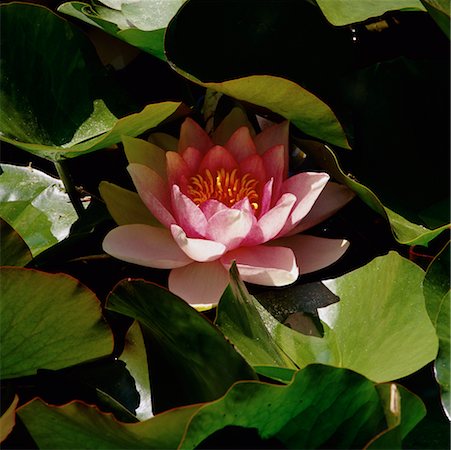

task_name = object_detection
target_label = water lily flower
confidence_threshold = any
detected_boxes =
[102,110,354,308]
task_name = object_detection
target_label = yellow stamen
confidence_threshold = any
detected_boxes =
[188,168,260,210]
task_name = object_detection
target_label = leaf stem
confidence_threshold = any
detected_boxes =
[54,160,84,217]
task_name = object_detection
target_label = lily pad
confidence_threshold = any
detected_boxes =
[0,267,113,379]
[0,219,32,266]
[106,279,257,411]
[315,0,425,26]
[0,3,183,160]
[257,252,439,383]
[58,0,185,60]
[0,164,78,256]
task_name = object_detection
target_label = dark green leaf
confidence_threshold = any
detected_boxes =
[106,280,257,410]
[421,0,450,37]
[295,139,449,246]
[216,265,296,369]
[0,219,32,266]
[0,164,78,256]
[0,268,113,379]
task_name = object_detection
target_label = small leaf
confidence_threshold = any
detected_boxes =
[0,219,32,266]
[258,252,439,382]
[0,164,78,256]
[0,268,113,379]
[216,264,297,369]
[106,280,257,411]
[315,0,425,26]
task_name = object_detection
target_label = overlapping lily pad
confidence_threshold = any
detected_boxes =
[0,268,113,379]
[18,365,425,449]
[0,164,78,256]
[0,3,184,161]
[58,0,185,60]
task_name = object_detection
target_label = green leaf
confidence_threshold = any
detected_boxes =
[424,242,450,418]
[421,0,450,38]
[0,394,19,443]
[0,268,113,379]
[315,0,425,26]
[181,366,386,449]
[106,280,257,410]
[295,139,449,246]
[172,72,350,150]
[216,264,297,369]
[58,1,185,60]
[365,384,426,449]
[259,252,438,383]
[0,219,32,266]
[119,321,153,420]
[19,399,201,449]
[0,164,78,256]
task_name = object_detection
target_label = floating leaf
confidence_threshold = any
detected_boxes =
[0,164,78,256]
[19,399,200,449]
[106,280,257,411]
[0,268,113,379]
[258,252,438,383]
[295,139,449,246]
[216,264,297,369]
[0,219,32,266]
[315,0,425,26]
[58,0,185,60]
[424,242,450,418]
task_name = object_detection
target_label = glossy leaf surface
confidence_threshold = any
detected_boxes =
[106,279,257,410]
[0,268,113,379]
[0,164,78,256]
[260,252,438,382]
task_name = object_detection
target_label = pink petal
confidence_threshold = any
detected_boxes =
[181,146,203,172]
[166,151,192,188]
[221,245,299,287]
[259,178,274,217]
[242,193,296,246]
[178,117,213,154]
[127,163,175,228]
[198,145,238,174]
[271,235,349,274]
[168,261,230,307]
[206,208,253,250]
[224,126,257,162]
[171,224,226,262]
[200,199,228,220]
[255,120,289,177]
[103,225,192,269]
[171,185,207,238]
[287,182,356,235]
[212,107,255,145]
[262,145,285,200]
[232,197,255,215]
[278,172,330,237]
[239,153,267,187]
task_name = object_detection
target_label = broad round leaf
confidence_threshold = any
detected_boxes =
[0,164,78,256]
[259,252,439,382]
[0,268,113,379]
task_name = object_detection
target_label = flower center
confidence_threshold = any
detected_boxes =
[187,168,259,210]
